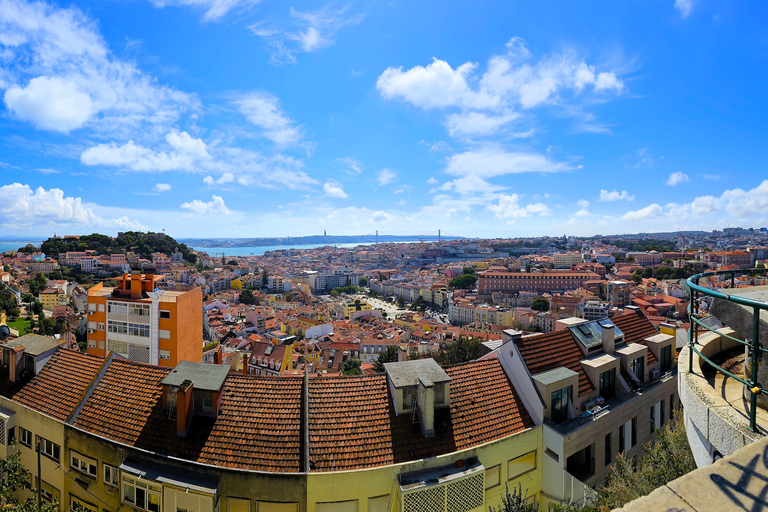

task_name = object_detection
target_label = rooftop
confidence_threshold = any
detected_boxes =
[1,334,63,356]
[160,361,229,391]
[384,358,451,388]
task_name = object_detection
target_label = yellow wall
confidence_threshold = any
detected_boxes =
[306,425,542,512]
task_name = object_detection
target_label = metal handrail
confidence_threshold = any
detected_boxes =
[685,267,768,433]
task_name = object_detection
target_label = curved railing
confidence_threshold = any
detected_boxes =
[685,267,768,432]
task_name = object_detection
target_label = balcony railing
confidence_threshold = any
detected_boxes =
[544,369,676,434]
[685,267,768,433]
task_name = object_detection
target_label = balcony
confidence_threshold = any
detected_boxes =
[544,369,676,434]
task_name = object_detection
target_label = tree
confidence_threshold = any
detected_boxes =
[531,298,549,312]
[261,269,269,286]
[28,272,47,296]
[330,290,339,297]
[359,277,368,287]
[185,253,197,264]
[47,270,62,280]
[3,264,9,272]
[0,288,20,320]
[462,266,475,275]
[450,274,478,290]
[489,483,539,512]
[31,301,43,316]
[397,297,406,309]
[240,289,256,304]
[435,337,482,366]
[525,264,533,272]
[342,358,362,376]
[373,346,399,372]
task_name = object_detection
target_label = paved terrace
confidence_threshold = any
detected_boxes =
[616,434,768,511]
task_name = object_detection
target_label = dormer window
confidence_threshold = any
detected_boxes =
[599,368,616,400]
[660,345,672,372]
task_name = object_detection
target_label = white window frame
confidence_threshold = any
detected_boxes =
[70,451,97,478]
[39,437,60,462]
[103,464,118,487]
[122,474,162,512]
[19,427,32,448]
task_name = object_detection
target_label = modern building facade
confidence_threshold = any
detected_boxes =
[478,270,600,295]
[86,271,203,366]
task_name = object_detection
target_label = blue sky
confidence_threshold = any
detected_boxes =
[1,0,768,238]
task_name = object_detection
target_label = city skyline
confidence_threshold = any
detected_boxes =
[1,0,768,238]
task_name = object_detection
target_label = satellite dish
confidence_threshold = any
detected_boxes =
[0,325,10,341]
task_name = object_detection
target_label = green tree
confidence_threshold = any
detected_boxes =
[489,483,539,512]
[373,346,399,373]
[46,270,62,280]
[531,298,549,312]
[185,253,197,264]
[435,337,482,366]
[342,358,362,376]
[450,274,478,290]
[3,264,10,272]
[261,269,269,286]
[462,266,475,275]
[227,260,238,266]
[31,301,43,317]
[0,288,20,320]
[525,264,533,272]
[359,277,368,286]
[28,272,47,296]
[397,297,406,309]
[330,289,339,297]
[239,289,256,304]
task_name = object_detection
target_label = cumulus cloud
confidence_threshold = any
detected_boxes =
[152,183,172,192]
[372,210,395,224]
[599,189,634,202]
[181,195,230,215]
[675,0,697,18]
[622,203,662,221]
[666,171,690,186]
[376,168,397,187]
[80,131,210,171]
[0,183,144,230]
[444,147,573,178]
[235,92,304,148]
[0,0,196,135]
[487,193,550,220]
[323,181,348,198]
[249,5,364,64]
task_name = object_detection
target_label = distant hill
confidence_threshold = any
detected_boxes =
[35,232,194,262]
[179,234,463,248]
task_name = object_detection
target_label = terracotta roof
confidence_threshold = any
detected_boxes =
[612,308,660,364]
[515,330,595,396]
[308,358,533,471]
[198,374,302,472]
[14,349,104,421]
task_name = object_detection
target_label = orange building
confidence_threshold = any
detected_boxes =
[86,271,202,367]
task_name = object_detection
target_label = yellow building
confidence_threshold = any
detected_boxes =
[38,288,66,311]
[333,298,372,319]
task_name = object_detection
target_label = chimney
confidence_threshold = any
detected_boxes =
[214,346,223,365]
[176,379,194,437]
[602,323,615,354]
[242,354,249,374]
[417,376,436,437]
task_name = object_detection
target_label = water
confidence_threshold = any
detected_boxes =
[188,242,379,256]
[0,242,38,253]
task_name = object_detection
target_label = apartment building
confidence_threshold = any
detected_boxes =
[633,253,662,267]
[309,268,359,293]
[478,269,599,294]
[448,301,515,326]
[38,288,67,311]
[86,271,203,366]
[553,253,583,268]
[702,250,753,269]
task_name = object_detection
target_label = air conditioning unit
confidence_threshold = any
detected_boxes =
[87,329,94,334]
[88,311,95,316]
[650,369,660,381]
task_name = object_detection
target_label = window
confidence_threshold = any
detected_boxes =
[159,330,171,340]
[660,399,665,426]
[160,310,171,319]
[108,301,128,315]
[108,321,128,334]
[159,351,170,360]
[670,393,675,413]
[660,345,672,373]
[629,356,644,382]
[202,393,214,413]
[103,464,118,487]
[98,340,105,350]
[227,498,249,512]
[128,304,150,317]
[98,323,105,331]
[70,452,97,477]
[508,451,537,481]
[39,437,60,461]
[107,340,129,355]
[19,427,32,447]
[98,303,105,313]
[550,385,572,423]
[128,323,150,338]
[631,417,637,447]
[485,464,500,489]
[599,368,616,400]
[435,383,445,404]
[619,425,625,453]
[604,433,612,466]
[650,406,655,434]
[122,474,162,512]
[71,496,98,512]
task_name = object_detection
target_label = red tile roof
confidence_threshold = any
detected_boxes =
[612,308,660,364]
[515,330,595,396]
[14,349,105,421]
[308,358,533,471]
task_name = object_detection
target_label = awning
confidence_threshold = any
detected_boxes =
[119,459,219,495]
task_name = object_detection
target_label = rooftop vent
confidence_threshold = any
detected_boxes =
[384,359,451,438]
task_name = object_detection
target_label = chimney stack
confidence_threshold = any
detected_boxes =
[417,376,436,437]
[214,346,223,365]
[242,354,249,374]
[602,323,615,354]
[176,379,194,437]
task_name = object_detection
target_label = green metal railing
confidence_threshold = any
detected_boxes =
[685,267,768,433]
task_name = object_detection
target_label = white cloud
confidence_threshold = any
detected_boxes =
[181,195,230,215]
[666,171,690,186]
[444,147,573,178]
[444,110,520,138]
[675,0,697,19]
[80,131,210,171]
[337,157,362,175]
[153,183,172,192]
[147,0,259,22]
[577,199,590,208]
[0,0,196,135]
[372,210,395,224]
[376,168,397,187]
[323,181,348,198]
[622,203,662,221]
[377,58,499,110]
[235,92,303,148]
[599,189,634,202]
[704,174,720,181]
[487,193,550,220]
[427,177,438,184]
[249,5,364,64]
[0,183,145,230]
